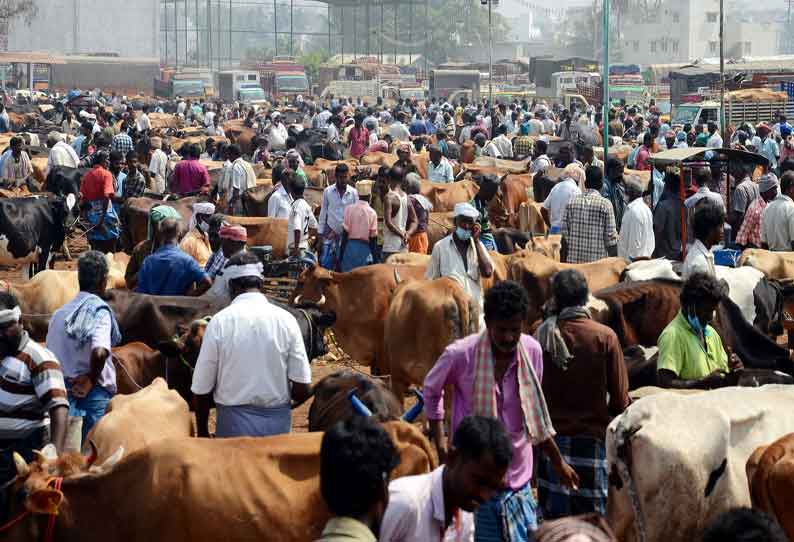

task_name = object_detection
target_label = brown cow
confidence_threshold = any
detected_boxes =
[427,211,454,251]
[87,378,193,463]
[7,422,436,542]
[225,216,288,259]
[297,264,426,374]
[509,254,627,325]
[489,173,532,229]
[360,151,399,170]
[747,433,794,540]
[111,341,196,404]
[385,277,480,402]
[420,180,479,213]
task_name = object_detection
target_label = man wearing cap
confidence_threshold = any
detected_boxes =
[269,112,288,150]
[737,173,777,249]
[618,176,655,261]
[202,224,249,306]
[288,176,318,258]
[191,251,312,438]
[394,143,417,175]
[338,179,378,271]
[426,202,494,321]
[180,202,216,268]
[318,164,358,269]
[137,218,212,296]
[46,131,79,173]
[762,171,794,251]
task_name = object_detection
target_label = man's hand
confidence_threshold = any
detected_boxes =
[556,460,580,491]
[728,348,744,372]
[70,374,94,398]
[472,223,482,240]
[702,370,727,389]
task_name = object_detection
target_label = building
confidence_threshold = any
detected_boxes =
[5,0,160,59]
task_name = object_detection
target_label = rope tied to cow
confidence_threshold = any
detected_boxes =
[113,354,144,392]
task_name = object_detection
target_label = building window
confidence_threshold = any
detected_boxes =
[650,41,657,53]
[634,40,640,52]
[672,39,679,53]
[661,39,668,52]
[672,11,680,23]
[744,41,752,55]
[706,12,718,23]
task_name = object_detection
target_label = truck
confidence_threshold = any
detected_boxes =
[671,94,794,129]
[242,57,309,102]
[217,70,268,106]
[321,79,381,101]
[154,69,216,100]
[430,70,480,102]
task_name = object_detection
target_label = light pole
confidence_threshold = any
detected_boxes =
[488,0,493,106]
[719,0,725,142]
[602,0,609,164]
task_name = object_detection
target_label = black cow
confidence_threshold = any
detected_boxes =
[275,301,337,361]
[45,166,86,199]
[0,196,71,277]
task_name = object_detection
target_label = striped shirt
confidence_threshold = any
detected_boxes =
[0,332,68,440]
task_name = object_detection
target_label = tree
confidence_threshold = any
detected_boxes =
[298,50,331,87]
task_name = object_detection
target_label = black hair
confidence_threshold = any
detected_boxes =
[483,280,529,322]
[320,417,400,518]
[109,150,123,164]
[585,165,604,190]
[227,251,263,292]
[781,171,794,194]
[702,507,786,542]
[664,171,680,192]
[552,269,589,309]
[0,290,19,311]
[451,416,513,469]
[694,168,711,187]
[779,159,794,176]
[78,250,108,292]
[693,203,725,241]
[335,163,349,175]
[227,144,242,160]
[92,150,109,167]
[680,271,728,308]
[535,139,547,153]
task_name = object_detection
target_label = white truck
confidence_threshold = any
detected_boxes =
[672,94,794,129]
[217,71,268,106]
[321,80,382,101]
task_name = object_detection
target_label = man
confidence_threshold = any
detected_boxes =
[471,175,499,252]
[268,112,289,151]
[530,139,552,175]
[600,158,628,231]
[757,123,780,171]
[706,121,723,149]
[318,417,400,542]
[191,251,312,438]
[535,270,630,519]
[394,144,417,175]
[349,113,369,160]
[423,282,579,541]
[729,163,760,236]
[148,137,169,194]
[618,176,655,261]
[653,171,684,260]
[388,113,411,142]
[657,272,743,389]
[682,203,724,280]
[46,251,120,439]
[268,166,294,219]
[380,416,511,542]
[136,106,152,135]
[0,290,68,518]
[72,122,92,158]
[491,125,513,158]
[80,151,120,253]
[560,166,618,264]
[761,171,794,251]
[635,133,653,171]
[62,110,80,136]
[287,176,318,258]
[227,144,257,215]
[318,164,359,269]
[405,174,432,256]
[180,202,216,268]
[46,131,80,173]
[111,130,134,156]
[1,136,32,189]
[527,112,544,137]
[427,144,454,183]
[426,202,494,320]
[201,223,250,306]
[339,180,378,272]
[204,213,228,279]
[736,173,777,249]
[685,168,725,212]
[543,165,582,235]
[137,218,212,296]
[172,144,211,196]
[120,150,147,200]
[383,166,416,261]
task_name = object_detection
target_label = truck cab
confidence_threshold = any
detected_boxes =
[671,102,720,128]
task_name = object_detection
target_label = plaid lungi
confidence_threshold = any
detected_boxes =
[537,435,608,520]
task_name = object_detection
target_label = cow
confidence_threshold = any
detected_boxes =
[224,216,289,259]
[747,433,794,540]
[360,151,399,170]
[242,185,324,218]
[493,229,561,258]
[87,378,193,464]
[385,277,480,403]
[420,180,479,213]
[740,249,794,280]
[607,385,794,542]
[44,166,85,199]
[6,421,436,542]
[308,370,402,432]
[297,264,427,374]
[509,254,627,325]
[385,253,431,266]
[490,173,532,229]
[0,196,74,278]
[427,211,454,251]
[121,196,199,251]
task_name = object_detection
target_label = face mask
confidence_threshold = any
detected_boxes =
[686,312,703,336]
[455,227,472,241]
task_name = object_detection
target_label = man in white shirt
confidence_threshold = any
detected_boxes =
[388,113,411,142]
[427,145,454,183]
[46,131,79,173]
[762,171,794,252]
[379,416,512,542]
[527,113,544,136]
[541,112,556,134]
[176,99,187,117]
[191,251,312,438]
[543,174,582,234]
[530,140,552,175]
[287,176,318,257]
[682,203,724,280]
[267,167,294,219]
[317,164,358,269]
[706,121,723,149]
[618,176,655,261]
[269,112,288,150]
[491,125,513,158]
[136,106,151,134]
[227,144,257,215]
[684,168,725,211]
[148,137,168,194]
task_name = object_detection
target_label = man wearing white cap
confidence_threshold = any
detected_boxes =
[191,251,312,438]
[426,202,494,325]
[269,112,288,150]
[338,179,378,272]
[618,176,654,261]
[180,202,216,268]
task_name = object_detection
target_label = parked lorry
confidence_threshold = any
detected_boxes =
[154,69,215,99]
[430,70,480,101]
[242,57,308,102]
[671,91,794,129]
[321,79,381,101]
[217,71,268,106]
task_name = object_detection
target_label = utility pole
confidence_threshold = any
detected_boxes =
[719,0,725,141]
[488,0,493,106]
[602,0,609,164]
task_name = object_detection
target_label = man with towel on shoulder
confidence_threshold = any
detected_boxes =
[191,251,312,438]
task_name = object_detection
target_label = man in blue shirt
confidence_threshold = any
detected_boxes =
[409,113,428,137]
[137,218,212,296]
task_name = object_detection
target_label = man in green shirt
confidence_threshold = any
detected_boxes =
[657,272,743,389]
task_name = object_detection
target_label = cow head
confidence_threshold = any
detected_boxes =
[295,264,336,308]
[155,318,211,405]
[290,305,337,361]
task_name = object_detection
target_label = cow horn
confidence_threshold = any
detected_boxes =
[13,452,29,477]
[83,440,98,467]
[401,389,425,423]
[96,446,125,473]
[293,294,325,307]
[348,390,373,417]
[293,295,303,305]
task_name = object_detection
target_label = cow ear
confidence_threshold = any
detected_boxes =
[26,488,64,515]
[317,312,337,327]
[157,340,182,358]
[175,324,188,336]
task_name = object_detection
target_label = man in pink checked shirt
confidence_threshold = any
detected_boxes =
[422,281,579,542]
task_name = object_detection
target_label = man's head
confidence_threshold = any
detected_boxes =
[92,150,109,169]
[759,173,779,202]
[109,150,123,175]
[320,417,400,533]
[0,291,23,358]
[219,224,247,259]
[702,507,786,542]
[477,175,500,203]
[158,217,182,246]
[9,136,22,158]
[47,132,63,149]
[693,202,725,247]
[290,175,307,200]
[552,269,589,311]
[125,150,139,175]
[624,175,645,201]
[694,167,711,188]
[207,213,227,252]
[227,144,242,162]
[584,166,604,191]
[428,144,442,166]
[642,132,653,148]
[404,173,422,196]
[474,133,487,149]
[334,163,350,190]
[484,280,528,354]
[707,121,718,135]
[446,416,513,513]
[388,165,405,189]
[78,250,109,296]
[680,271,728,334]
[226,251,263,299]
[396,143,411,162]
[781,171,794,199]
[534,139,548,158]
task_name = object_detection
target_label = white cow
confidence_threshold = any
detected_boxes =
[607,385,794,542]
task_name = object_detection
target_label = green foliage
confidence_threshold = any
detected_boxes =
[298,50,331,85]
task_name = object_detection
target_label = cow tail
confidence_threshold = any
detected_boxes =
[613,420,647,542]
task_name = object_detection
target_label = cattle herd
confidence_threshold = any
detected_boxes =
[2,102,794,542]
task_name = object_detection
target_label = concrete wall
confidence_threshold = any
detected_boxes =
[6,0,160,58]
[725,22,782,58]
